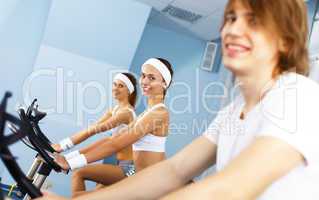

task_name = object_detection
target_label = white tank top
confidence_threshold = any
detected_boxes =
[132,103,167,153]
[110,105,136,135]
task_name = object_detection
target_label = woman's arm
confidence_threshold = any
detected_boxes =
[95,109,113,124]
[72,136,217,200]
[36,136,217,200]
[78,137,110,154]
[70,109,132,145]
[83,109,167,163]
[55,108,169,170]
[160,136,304,200]
[52,109,112,152]
[53,109,132,152]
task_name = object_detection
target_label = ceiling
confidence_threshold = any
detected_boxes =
[135,0,228,41]
[135,0,314,41]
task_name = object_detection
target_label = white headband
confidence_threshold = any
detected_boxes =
[142,58,172,88]
[114,73,135,94]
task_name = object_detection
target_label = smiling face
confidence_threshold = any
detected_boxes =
[112,79,129,101]
[140,64,166,97]
[221,0,284,77]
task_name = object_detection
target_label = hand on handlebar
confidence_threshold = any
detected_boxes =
[53,153,70,171]
[51,144,63,153]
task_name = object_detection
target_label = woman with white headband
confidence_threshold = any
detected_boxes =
[53,57,174,197]
[52,72,137,197]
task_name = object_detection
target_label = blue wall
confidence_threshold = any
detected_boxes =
[0,0,52,192]
[42,0,151,67]
[0,0,52,109]
[130,24,229,156]
[308,0,319,54]
[26,1,150,196]
[307,0,319,39]
[0,0,152,197]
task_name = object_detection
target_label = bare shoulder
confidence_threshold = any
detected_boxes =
[150,106,169,120]
[110,106,117,114]
[136,106,169,128]
[116,107,134,115]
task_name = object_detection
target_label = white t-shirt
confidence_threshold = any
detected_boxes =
[204,72,319,199]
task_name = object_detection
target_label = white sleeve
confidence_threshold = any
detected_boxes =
[202,118,220,145]
[203,96,241,145]
[256,82,319,165]
[203,107,230,145]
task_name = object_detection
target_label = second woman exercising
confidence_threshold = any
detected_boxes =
[54,58,174,196]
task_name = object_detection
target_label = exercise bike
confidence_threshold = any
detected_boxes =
[0,92,65,200]
[0,92,42,199]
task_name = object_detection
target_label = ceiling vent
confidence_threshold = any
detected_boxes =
[161,5,203,23]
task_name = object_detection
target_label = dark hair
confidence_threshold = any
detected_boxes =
[221,0,309,76]
[156,58,174,96]
[122,72,137,107]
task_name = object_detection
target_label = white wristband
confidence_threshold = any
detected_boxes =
[64,150,80,160]
[59,138,74,151]
[67,154,87,171]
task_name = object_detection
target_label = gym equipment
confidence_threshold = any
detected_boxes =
[0,92,42,199]
[11,99,63,200]
[0,182,23,200]
[0,92,65,200]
